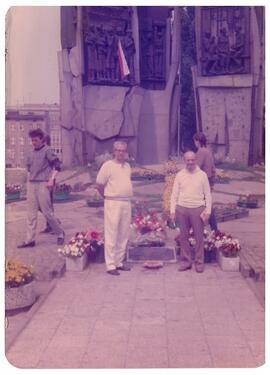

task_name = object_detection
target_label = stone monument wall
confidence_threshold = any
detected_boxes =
[193,6,264,165]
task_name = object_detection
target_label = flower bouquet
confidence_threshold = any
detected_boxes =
[130,205,166,247]
[5,184,22,201]
[58,232,90,258]
[5,259,36,310]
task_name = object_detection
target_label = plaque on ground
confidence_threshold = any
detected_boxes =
[127,246,176,263]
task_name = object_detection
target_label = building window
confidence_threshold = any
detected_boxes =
[11,137,15,145]
[20,137,24,145]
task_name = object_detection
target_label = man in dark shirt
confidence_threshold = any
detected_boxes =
[17,128,65,248]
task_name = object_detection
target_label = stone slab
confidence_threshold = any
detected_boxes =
[127,246,176,263]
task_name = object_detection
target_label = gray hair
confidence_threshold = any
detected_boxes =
[113,141,127,150]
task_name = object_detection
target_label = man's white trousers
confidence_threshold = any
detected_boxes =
[104,199,131,271]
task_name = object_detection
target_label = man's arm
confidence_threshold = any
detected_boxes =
[96,183,105,198]
[170,174,180,221]
[46,148,61,187]
[200,174,212,223]
[47,169,58,188]
[96,161,109,198]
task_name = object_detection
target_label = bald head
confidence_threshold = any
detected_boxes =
[183,151,197,171]
[184,151,196,160]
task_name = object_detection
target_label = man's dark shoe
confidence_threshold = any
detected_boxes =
[57,237,65,246]
[178,264,192,272]
[107,269,120,276]
[17,241,35,248]
[195,264,204,273]
[40,226,53,234]
[116,265,131,271]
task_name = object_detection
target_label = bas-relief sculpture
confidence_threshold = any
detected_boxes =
[82,7,136,86]
[199,88,251,163]
[59,5,180,165]
[200,6,250,76]
[193,6,264,165]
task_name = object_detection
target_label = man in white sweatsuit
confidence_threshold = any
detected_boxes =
[96,141,133,276]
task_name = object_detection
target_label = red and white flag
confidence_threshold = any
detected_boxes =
[117,39,130,79]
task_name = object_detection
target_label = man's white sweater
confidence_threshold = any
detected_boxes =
[170,166,212,214]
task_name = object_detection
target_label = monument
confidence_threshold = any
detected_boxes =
[59,6,180,166]
[59,6,264,166]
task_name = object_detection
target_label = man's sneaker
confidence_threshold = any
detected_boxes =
[107,269,120,276]
[116,265,131,271]
[178,264,192,272]
[17,241,35,248]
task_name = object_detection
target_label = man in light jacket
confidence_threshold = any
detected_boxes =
[170,151,212,273]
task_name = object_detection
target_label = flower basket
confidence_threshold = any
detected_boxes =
[5,260,36,310]
[5,184,22,201]
[54,191,70,201]
[218,251,240,271]
[6,192,21,201]
[65,252,88,271]
[58,232,90,270]
[53,184,71,201]
[237,196,258,209]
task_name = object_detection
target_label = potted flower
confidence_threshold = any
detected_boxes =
[57,232,89,271]
[5,184,22,201]
[85,230,105,263]
[5,259,36,310]
[214,230,241,271]
[131,167,165,182]
[214,170,230,184]
[237,194,259,208]
[53,183,72,201]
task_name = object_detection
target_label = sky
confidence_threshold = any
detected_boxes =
[5,6,61,106]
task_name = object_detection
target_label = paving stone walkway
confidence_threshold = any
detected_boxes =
[5,165,265,369]
[6,263,264,368]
